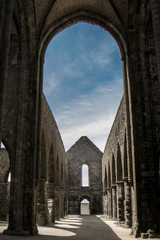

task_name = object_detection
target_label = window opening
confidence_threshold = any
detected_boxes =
[82,164,89,187]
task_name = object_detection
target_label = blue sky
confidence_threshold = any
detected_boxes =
[43,23,123,152]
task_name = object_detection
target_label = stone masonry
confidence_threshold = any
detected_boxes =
[67,136,102,215]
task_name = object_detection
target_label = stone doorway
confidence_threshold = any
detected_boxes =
[80,199,90,215]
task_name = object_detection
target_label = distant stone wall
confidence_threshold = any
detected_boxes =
[67,136,102,215]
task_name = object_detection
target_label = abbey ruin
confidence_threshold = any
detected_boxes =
[0,0,160,238]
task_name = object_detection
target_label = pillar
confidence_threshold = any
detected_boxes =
[116,181,124,222]
[124,178,132,227]
[0,183,10,221]
[150,0,160,80]
[107,187,112,218]
[54,186,60,220]
[0,0,13,142]
[37,179,48,226]
[111,185,117,220]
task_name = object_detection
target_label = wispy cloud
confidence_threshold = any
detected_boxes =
[63,62,84,78]
[60,114,115,151]
[43,72,60,96]
[53,78,123,151]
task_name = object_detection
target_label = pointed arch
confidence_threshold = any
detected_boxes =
[104,166,107,189]
[82,164,89,187]
[116,143,122,181]
[55,154,60,185]
[48,144,54,183]
[123,131,128,179]
[111,154,116,184]
[107,163,111,188]
[40,129,47,179]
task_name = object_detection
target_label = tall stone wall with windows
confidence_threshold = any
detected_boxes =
[67,136,102,215]
[102,96,133,229]
[37,94,68,225]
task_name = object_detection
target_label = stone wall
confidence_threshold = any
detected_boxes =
[37,94,67,225]
[102,96,133,227]
[67,136,102,215]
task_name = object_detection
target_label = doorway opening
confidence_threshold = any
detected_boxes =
[80,199,90,215]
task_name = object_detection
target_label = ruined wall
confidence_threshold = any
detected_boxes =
[67,136,102,215]
[37,94,67,225]
[0,93,68,225]
[102,96,133,227]
[102,96,137,231]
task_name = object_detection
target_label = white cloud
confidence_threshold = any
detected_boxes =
[60,114,115,151]
[43,73,59,96]
[53,78,123,151]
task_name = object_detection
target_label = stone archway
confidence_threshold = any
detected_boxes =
[1,0,160,236]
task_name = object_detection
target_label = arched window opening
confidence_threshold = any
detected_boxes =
[123,133,128,179]
[117,144,122,181]
[55,155,60,185]
[82,164,89,187]
[104,167,107,189]
[48,145,54,183]
[61,162,63,181]
[43,22,123,153]
[108,163,111,188]
[40,130,46,179]
[7,172,11,182]
[0,141,5,148]
[112,155,116,184]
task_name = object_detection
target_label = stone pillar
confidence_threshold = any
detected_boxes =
[0,183,9,221]
[103,192,108,215]
[150,0,160,80]
[0,0,13,142]
[4,52,40,236]
[54,186,60,220]
[107,187,112,218]
[37,179,48,226]
[111,185,117,220]
[116,181,124,222]
[124,178,132,227]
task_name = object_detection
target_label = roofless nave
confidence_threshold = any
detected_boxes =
[0,0,160,238]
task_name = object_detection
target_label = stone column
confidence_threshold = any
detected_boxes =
[107,187,112,218]
[54,186,60,220]
[0,183,10,221]
[123,178,132,227]
[37,179,48,226]
[150,0,160,80]
[111,185,117,220]
[103,191,108,215]
[116,181,124,222]
[0,0,13,142]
